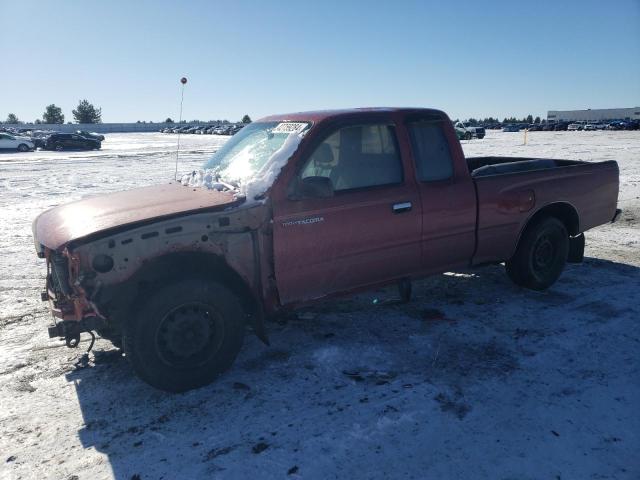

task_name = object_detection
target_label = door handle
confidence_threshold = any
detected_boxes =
[393,202,412,213]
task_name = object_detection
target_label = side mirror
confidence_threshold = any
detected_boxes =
[298,176,334,199]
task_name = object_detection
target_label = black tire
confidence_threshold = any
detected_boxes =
[17,143,29,152]
[54,143,64,151]
[506,217,569,290]
[464,132,472,140]
[124,278,245,392]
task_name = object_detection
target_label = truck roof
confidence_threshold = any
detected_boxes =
[258,107,448,123]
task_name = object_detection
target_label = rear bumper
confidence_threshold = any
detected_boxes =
[611,208,622,223]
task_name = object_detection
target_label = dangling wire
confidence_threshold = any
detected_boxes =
[174,77,187,180]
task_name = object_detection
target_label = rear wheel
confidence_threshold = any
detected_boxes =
[124,278,245,392]
[17,143,29,152]
[506,217,569,290]
[464,132,472,140]
[54,143,64,151]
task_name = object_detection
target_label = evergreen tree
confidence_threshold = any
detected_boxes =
[534,116,541,124]
[72,99,102,124]
[6,113,19,124]
[43,104,65,124]
[242,114,252,124]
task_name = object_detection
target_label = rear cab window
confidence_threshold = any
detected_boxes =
[407,121,454,182]
[301,124,403,192]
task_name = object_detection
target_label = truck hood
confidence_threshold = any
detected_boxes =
[33,183,242,251]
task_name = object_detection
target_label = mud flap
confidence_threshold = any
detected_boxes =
[398,278,412,303]
[251,310,270,346]
[568,233,585,263]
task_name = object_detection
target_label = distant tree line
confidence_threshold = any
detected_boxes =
[1,99,103,125]
[461,115,543,125]
[161,114,251,124]
[2,109,252,125]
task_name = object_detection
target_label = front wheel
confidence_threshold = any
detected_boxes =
[124,278,245,392]
[17,143,30,152]
[54,143,64,151]
[506,217,569,290]
[464,132,472,140]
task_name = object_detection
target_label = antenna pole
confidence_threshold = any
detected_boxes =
[174,77,188,180]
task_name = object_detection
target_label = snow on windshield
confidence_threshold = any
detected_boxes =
[180,121,309,201]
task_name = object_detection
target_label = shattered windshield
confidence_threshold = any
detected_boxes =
[199,121,311,196]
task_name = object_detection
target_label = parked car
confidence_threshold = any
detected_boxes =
[553,122,569,131]
[32,107,621,392]
[0,132,35,152]
[76,130,105,141]
[461,123,486,139]
[502,124,520,132]
[30,130,55,149]
[44,133,101,151]
[583,124,596,131]
[567,123,583,131]
[454,122,472,140]
[31,130,54,148]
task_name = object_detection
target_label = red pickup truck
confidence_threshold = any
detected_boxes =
[32,108,620,392]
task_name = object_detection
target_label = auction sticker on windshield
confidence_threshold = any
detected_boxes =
[272,122,309,134]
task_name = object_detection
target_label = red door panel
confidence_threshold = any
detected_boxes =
[273,185,421,304]
[403,119,477,273]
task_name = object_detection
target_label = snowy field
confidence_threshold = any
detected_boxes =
[0,131,638,480]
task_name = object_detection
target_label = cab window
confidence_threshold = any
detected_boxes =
[301,124,402,191]
[407,121,454,181]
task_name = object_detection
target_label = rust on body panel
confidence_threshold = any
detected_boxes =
[44,203,271,323]
[34,183,241,251]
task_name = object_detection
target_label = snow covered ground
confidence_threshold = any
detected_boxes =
[0,131,638,480]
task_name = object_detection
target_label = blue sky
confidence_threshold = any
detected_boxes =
[1,0,639,123]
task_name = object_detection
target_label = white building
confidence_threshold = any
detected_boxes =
[547,107,640,122]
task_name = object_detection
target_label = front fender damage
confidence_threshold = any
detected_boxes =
[41,203,274,349]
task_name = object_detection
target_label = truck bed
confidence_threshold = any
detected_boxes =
[467,156,620,265]
[467,156,586,177]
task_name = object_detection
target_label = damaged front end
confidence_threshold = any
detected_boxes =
[42,248,105,349]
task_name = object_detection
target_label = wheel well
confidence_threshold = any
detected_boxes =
[511,202,580,258]
[527,202,580,236]
[104,251,260,330]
